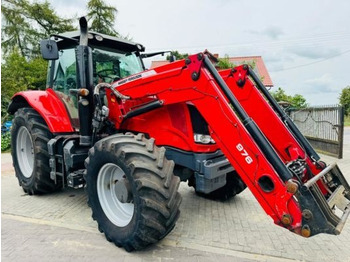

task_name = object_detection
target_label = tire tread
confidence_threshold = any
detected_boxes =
[85,133,181,251]
[11,107,61,194]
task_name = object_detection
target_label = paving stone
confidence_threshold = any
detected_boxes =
[2,127,350,261]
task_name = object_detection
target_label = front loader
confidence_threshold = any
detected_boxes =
[8,17,350,251]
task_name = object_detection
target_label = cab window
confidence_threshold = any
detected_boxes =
[49,48,79,127]
[93,49,143,84]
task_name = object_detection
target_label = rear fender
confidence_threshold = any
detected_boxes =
[8,89,75,133]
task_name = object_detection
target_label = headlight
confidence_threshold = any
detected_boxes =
[194,133,215,144]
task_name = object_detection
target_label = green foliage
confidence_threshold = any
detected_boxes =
[87,0,119,36]
[2,0,33,57]
[270,87,307,109]
[23,1,75,35]
[1,0,76,122]
[216,56,257,70]
[339,86,350,116]
[1,50,48,93]
[2,0,75,58]
[217,55,235,69]
[1,0,124,122]
[1,50,48,121]
[1,132,11,152]
[290,94,307,109]
[270,87,290,102]
[345,115,350,127]
[166,51,189,61]
[1,97,12,124]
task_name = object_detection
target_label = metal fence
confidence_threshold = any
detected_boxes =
[288,105,344,159]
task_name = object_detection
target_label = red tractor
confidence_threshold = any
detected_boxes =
[9,17,350,251]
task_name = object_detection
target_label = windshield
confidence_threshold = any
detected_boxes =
[46,46,144,128]
[93,48,144,84]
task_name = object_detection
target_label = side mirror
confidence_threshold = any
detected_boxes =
[40,39,58,60]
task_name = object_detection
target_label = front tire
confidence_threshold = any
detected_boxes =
[85,133,182,251]
[11,108,61,194]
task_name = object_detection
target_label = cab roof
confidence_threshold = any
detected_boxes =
[54,31,145,53]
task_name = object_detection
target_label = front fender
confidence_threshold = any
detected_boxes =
[8,88,75,133]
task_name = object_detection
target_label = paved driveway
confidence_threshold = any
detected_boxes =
[2,128,350,262]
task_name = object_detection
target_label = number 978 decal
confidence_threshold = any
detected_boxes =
[236,143,253,164]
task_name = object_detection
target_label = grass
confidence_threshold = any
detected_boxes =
[1,148,11,153]
[345,115,350,127]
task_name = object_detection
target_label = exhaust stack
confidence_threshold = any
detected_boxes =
[79,16,88,46]
[76,17,94,146]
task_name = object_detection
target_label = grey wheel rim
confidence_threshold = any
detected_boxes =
[97,163,134,227]
[16,126,34,178]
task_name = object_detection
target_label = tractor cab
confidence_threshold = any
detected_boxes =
[42,30,145,130]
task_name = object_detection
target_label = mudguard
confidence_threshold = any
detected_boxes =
[8,88,75,133]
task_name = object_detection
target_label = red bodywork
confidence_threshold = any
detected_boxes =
[105,61,220,153]
[11,52,347,236]
[219,69,326,191]
[107,97,219,153]
[104,57,301,230]
[11,88,74,133]
[104,55,339,234]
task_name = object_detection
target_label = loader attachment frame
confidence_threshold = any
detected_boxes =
[110,53,350,237]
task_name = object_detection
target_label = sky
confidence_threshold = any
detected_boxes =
[51,0,350,105]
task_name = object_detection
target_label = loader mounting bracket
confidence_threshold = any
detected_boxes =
[231,64,248,87]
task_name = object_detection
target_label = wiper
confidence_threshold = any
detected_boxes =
[140,51,172,59]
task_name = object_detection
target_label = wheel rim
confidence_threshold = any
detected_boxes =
[97,163,134,227]
[16,126,34,178]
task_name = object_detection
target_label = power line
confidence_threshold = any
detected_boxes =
[271,49,350,72]
[146,31,350,53]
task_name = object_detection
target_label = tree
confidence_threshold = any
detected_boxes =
[166,51,189,61]
[290,94,307,109]
[1,0,76,122]
[339,86,350,116]
[216,55,256,70]
[270,87,307,109]
[2,0,75,58]
[2,0,36,57]
[1,0,125,123]
[23,0,75,36]
[1,50,47,122]
[87,0,119,36]
[270,87,290,102]
[217,55,235,69]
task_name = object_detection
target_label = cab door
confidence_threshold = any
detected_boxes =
[48,48,79,128]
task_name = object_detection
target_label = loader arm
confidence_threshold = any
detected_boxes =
[110,53,350,237]
[219,68,324,186]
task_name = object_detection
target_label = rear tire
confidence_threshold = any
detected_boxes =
[11,108,61,194]
[85,133,182,251]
